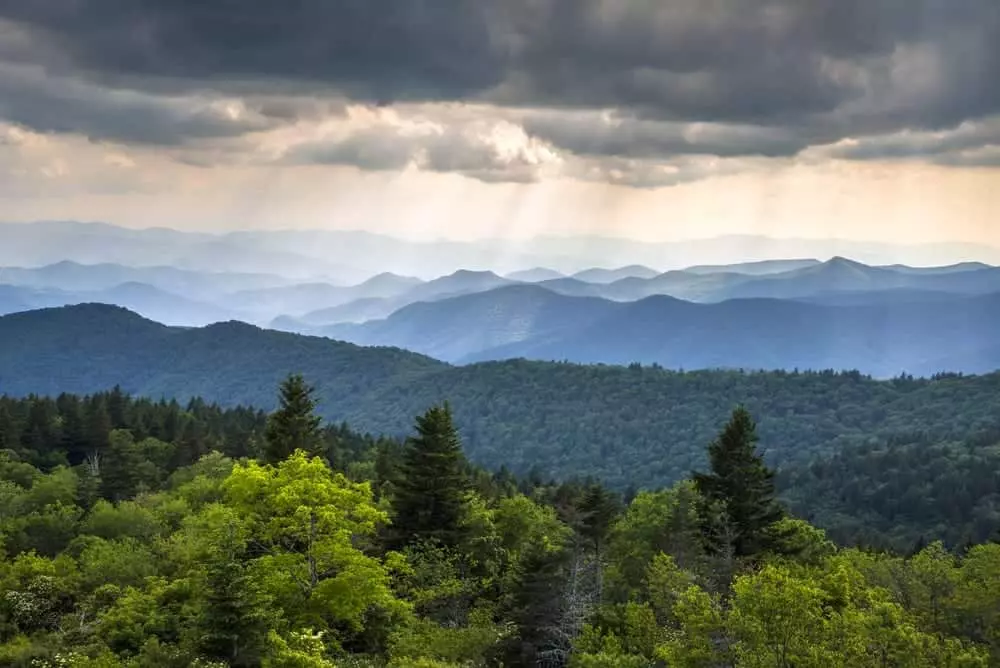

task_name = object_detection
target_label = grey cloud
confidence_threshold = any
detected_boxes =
[522,112,810,159]
[0,0,998,183]
[820,117,1000,162]
[2,0,997,128]
[933,147,1000,167]
[566,155,747,189]
[0,63,273,145]
[283,123,554,183]
[285,130,416,171]
[0,2,510,100]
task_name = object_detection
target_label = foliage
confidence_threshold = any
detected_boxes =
[388,403,471,551]
[263,375,323,464]
[694,406,786,560]
[0,384,998,666]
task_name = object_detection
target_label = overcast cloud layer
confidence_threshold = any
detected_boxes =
[0,0,998,188]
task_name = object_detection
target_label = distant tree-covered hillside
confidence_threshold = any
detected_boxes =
[2,305,1000,492]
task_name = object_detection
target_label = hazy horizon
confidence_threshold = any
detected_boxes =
[3,218,999,253]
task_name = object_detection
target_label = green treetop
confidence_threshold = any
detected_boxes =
[263,374,323,464]
[693,406,785,560]
[389,403,471,550]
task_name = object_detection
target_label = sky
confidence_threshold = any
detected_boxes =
[0,1,998,245]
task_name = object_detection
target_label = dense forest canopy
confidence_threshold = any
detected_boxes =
[3,305,1000,495]
[1,382,999,666]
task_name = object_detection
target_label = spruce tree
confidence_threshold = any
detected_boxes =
[0,403,19,451]
[83,395,112,472]
[199,539,272,666]
[504,543,571,667]
[693,406,785,560]
[263,374,323,464]
[390,403,470,550]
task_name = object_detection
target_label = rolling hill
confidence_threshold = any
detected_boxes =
[0,260,292,297]
[717,257,1000,301]
[0,282,246,326]
[505,267,567,282]
[571,265,660,283]
[270,270,517,329]
[226,272,422,318]
[324,284,618,361]
[682,258,820,276]
[320,284,1000,377]
[2,304,999,489]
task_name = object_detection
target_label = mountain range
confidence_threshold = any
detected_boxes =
[323,284,1000,377]
[5,220,1000,281]
[4,249,1000,375]
[2,303,999,489]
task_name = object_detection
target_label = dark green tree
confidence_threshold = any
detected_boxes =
[503,543,571,668]
[0,402,19,451]
[263,374,323,464]
[693,406,785,560]
[107,385,128,429]
[389,403,470,550]
[578,482,621,554]
[199,547,272,666]
[21,398,57,461]
[83,395,112,473]
[100,429,144,502]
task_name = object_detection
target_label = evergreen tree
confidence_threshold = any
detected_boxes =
[693,406,785,560]
[83,395,112,474]
[263,374,323,464]
[199,547,271,666]
[389,403,470,550]
[100,429,143,501]
[21,398,57,459]
[578,482,621,554]
[504,543,571,667]
[0,402,19,451]
[57,394,87,466]
[107,385,128,429]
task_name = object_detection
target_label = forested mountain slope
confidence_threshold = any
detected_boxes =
[3,305,999,490]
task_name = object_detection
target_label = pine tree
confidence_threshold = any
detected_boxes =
[21,398,56,456]
[578,482,620,553]
[693,406,785,560]
[199,538,272,666]
[263,374,323,464]
[83,395,112,475]
[0,402,19,451]
[107,385,128,429]
[389,403,470,550]
[504,543,571,667]
[57,394,87,466]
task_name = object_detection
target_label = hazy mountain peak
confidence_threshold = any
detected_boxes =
[825,256,867,267]
[357,272,422,288]
[505,267,566,282]
[448,269,502,279]
[572,265,660,283]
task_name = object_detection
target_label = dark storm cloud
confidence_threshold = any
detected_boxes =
[0,0,998,172]
[0,1,510,100]
[0,63,273,145]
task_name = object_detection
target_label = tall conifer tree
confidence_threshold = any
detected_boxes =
[693,406,785,559]
[263,374,323,464]
[390,403,470,549]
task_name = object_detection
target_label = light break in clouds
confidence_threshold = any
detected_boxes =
[0,1,998,244]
